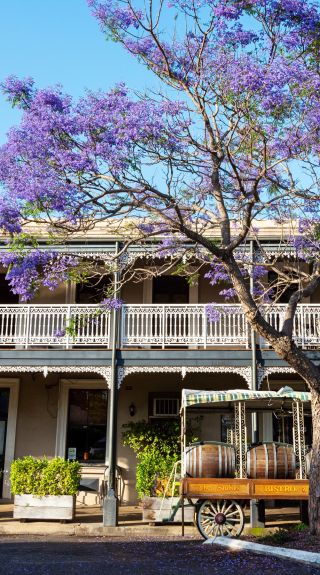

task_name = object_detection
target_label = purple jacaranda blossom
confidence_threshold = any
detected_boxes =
[0,200,21,234]
[100,297,123,310]
[0,251,79,301]
[1,0,320,316]
[1,75,34,108]
[53,329,66,338]
[205,304,221,323]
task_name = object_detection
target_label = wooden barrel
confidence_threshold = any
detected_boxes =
[185,442,235,478]
[247,442,296,479]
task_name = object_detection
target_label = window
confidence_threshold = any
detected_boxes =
[66,389,108,462]
[153,397,180,418]
[76,275,112,304]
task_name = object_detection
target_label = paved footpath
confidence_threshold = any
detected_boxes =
[0,536,319,575]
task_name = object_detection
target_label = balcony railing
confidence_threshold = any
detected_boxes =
[121,304,249,347]
[0,305,112,349]
[0,303,319,349]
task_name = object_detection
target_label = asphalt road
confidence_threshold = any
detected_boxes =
[0,536,319,575]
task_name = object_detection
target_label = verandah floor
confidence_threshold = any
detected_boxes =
[0,501,302,529]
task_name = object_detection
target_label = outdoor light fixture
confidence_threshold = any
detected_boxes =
[129,402,136,417]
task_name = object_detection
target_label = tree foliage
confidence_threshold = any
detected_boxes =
[2,0,320,530]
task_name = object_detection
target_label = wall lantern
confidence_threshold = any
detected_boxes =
[129,402,136,417]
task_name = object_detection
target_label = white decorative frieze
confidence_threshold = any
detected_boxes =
[257,366,297,388]
[117,365,252,388]
[0,365,112,387]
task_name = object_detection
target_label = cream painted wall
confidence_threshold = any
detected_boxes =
[32,283,68,304]
[121,281,144,304]
[14,374,58,459]
[5,264,320,306]
[12,370,306,505]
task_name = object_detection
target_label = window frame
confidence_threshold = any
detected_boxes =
[55,379,108,464]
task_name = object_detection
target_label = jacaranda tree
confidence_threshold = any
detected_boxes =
[2,0,320,530]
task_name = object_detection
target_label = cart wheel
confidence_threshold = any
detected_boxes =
[196,499,244,540]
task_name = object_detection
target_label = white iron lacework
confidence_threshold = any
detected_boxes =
[257,366,296,388]
[0,366,112,387]
[0,304,319,349]
[117,365,252,388]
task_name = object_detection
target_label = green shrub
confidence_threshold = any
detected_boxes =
[135,445,179,499]
[122,418,201,498]
[10,456,81,496]
[293,522,309,532]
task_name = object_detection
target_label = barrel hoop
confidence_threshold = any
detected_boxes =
[292,450,296,477]
[284,446,288,478]
[273,442,277,479]
[218,444,222,477]
[264,443,268,479]
[231,447,235,474]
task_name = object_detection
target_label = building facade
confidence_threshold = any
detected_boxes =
[0,222,318,506]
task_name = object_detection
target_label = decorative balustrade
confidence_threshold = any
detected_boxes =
[0,305,111,349]
[121,304,249,348]
[0,303,319,349]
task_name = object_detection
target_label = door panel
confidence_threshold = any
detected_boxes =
[153,276,189,304]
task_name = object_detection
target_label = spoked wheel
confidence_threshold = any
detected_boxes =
[196,499,244,540]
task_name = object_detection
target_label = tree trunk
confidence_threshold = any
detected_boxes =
[309,389,320,534]
[202,251,320,533]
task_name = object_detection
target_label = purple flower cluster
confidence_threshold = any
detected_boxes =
[0,200,21,234]
[100,297,123,310]
[1,75,34,108]
[205,304,221,323]
[0,251,79,301]
[0,0,320,302]
[53,329,66,338]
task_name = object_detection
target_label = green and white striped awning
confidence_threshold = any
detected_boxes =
[181,388,311,408]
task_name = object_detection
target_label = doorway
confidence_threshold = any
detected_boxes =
[153,276,189,303]
[0,389,9,497]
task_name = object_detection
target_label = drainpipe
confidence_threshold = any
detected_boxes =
[250,239,258,443]
[103,241,121,527]
[249,240,265,528]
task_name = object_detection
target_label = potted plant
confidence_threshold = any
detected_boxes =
[10,456,81,521]
[122,419,200,523]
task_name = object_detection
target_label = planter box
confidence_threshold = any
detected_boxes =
[142,496,194,523]
[13,495,75,521]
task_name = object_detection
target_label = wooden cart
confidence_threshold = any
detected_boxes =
[179,388,311,539]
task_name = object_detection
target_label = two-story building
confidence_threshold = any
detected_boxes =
[0,221,317,514]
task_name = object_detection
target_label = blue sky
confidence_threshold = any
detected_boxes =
[0,0,155,143]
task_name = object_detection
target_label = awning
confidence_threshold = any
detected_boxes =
[181,388,311,408]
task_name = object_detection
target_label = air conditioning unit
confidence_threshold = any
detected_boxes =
[153,397,180,418]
